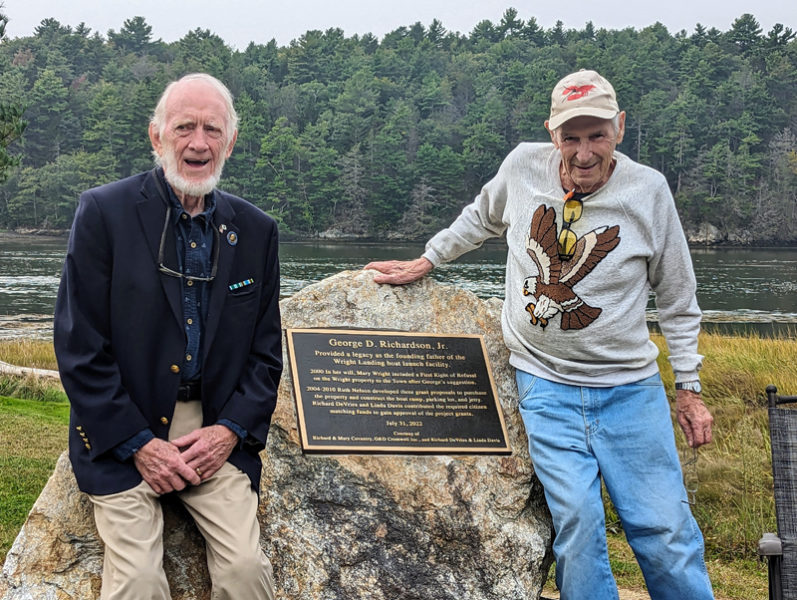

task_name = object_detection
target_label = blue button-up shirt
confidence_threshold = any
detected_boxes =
[167,184,216,382]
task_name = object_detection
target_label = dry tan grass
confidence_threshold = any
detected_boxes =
[0,339,58,371]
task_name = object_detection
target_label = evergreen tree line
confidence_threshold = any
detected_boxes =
[0,8,26,183]
[0,9,796,243]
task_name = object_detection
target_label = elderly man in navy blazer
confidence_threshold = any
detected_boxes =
[54,73,281,600]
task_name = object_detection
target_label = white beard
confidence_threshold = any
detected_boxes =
[157,150,225,197]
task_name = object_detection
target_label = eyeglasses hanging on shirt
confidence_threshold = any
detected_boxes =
[558,189,586,261]
[157,204,220,283]
[151,168,220,283]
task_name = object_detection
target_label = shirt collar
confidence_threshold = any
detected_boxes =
[164,181,217,232]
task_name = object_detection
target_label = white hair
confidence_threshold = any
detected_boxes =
[150,73,238,144]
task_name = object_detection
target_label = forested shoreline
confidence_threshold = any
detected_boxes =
[1,9,796,243]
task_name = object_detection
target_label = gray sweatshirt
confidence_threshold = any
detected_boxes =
[422,143,702,387]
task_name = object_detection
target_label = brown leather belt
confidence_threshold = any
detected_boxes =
[177,380,202,402]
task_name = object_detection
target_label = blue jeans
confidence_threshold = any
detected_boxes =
[516,371,714,600]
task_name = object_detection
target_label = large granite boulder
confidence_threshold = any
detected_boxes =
[1,270,553,599]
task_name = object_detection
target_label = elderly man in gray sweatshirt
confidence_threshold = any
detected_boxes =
[366,69,714,600]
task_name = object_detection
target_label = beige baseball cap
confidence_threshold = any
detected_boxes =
[548,70,619,130]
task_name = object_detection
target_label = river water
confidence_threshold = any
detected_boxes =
[1,235,795,340]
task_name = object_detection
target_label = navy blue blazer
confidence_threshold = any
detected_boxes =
[54,169,282,495]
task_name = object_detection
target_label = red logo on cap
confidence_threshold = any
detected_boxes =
[562,85,596,101]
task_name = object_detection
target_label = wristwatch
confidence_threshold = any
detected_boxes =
[675,380,702,394]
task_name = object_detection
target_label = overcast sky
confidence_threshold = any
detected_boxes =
[3,0,795,49]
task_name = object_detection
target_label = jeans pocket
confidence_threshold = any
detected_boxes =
[515,370,538,407]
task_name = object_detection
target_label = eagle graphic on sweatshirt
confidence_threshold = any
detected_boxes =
[522,204,620,330]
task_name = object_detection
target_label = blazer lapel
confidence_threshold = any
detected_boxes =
[137,170,183,329]
[203,192,237,359]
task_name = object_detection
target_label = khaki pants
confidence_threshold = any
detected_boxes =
[89,401,275,600]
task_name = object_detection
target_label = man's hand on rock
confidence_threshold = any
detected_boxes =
[364,257,433,285]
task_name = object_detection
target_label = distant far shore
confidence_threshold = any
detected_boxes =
[0,230,68,240]
[3,228,796,248]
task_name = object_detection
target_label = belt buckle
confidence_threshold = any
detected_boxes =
[178,380,201,401]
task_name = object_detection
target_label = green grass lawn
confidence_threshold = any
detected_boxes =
[0,393,69,562]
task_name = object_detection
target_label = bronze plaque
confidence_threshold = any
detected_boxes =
[286,328,510,454]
